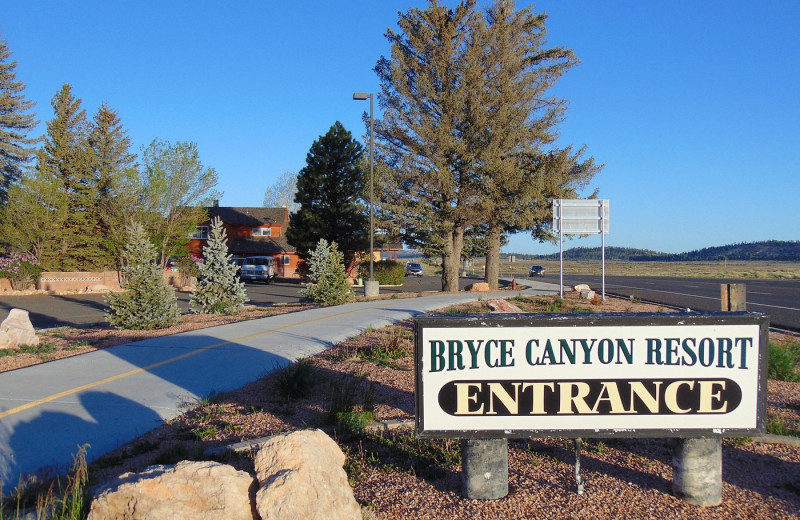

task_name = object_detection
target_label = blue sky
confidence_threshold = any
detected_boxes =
[3,1,798,255]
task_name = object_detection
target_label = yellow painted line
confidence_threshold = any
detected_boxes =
[0,304,375,420]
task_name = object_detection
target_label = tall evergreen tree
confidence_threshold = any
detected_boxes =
[36,84,107,271]
[0,34,39,205]
[473,0,600,288]
[88,102,140,268]
[374,1,481,291]
[286,121,368,264]
[190,217,248,314]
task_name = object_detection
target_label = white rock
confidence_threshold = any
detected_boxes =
[254,429,361,520]
[0,308,38,347]
[87,460,256,520]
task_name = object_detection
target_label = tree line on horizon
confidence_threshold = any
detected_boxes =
[513,241,800,262]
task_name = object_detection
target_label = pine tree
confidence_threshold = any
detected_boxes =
[0,34,39,205]
[473,0,600,288]
[300,239,353,306]
[106,223,180,330]
[286,122,368,265]
[190,217,248,314]
[374,1,480,291]
[88,102,140,268]
[36,84,107,271]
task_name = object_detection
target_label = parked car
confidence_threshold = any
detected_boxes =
[230,256,246,276]
[405,262,424,277]
[528,265,546,277]
[240,256,277,283]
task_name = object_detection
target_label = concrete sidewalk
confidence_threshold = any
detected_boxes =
[0,282,558,492]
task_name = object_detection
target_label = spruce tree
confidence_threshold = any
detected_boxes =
[89,102,140,268]
[36,84,107,271]
[190,217,248,314]
[300,239,353,306]
[0,34,38,205]
[106,223,180,330]
[286,122,368,265]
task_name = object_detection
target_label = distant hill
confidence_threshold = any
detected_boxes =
[516,240,800,262]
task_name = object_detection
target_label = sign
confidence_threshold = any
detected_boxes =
[552,199,609,235]
[415,312,768,439]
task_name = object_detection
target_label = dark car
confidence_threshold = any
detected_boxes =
[528,265,546,277]
[405,262,424,277]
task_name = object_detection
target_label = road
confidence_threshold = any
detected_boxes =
[0,276,485,329]
[2,274,797,332]
[533,274,800,332]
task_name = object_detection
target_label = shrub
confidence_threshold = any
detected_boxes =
[768,341,800,382]
[106,223,180,330]
[300,239,353,306]
[190,217,248,314]
[273,358,317,402]
[357,260,405,285]
[0,252,43,290]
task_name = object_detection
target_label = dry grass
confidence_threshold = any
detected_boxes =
[463,260,800,280]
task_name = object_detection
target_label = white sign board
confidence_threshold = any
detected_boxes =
[553,199,609,235]
[415,313,767,438]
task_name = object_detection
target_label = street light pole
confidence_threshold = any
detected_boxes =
[352,92,378,296]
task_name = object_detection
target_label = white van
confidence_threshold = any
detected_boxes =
[240,256,277,283]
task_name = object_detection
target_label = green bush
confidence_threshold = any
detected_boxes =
[300,239,353,306]
[357,260,405,286]
[190,217,248,314]
[768,341,800,382]
[106,223,180,330]
[0,252,43,290]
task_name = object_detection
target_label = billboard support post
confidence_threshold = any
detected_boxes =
[553,199,609,300]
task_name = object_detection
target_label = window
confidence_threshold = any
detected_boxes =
[190,226,209,239]
[252,227,272,237]
[281,255,291,265]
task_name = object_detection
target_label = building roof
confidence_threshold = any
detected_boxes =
[206,206,288,227]
[229,237,294,255]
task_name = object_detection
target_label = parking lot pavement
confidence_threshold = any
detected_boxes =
[1,275,512,329]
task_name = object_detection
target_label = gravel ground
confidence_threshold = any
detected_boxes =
[75,293,800,520]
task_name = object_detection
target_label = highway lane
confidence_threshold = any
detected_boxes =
[536,274,800,332]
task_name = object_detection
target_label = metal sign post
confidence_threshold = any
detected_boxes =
[553,199,610,300]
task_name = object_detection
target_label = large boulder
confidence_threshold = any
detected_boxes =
[465,282,491,292]
[0,308,38,348]
[87,460,256,520]
[254,429,361,520]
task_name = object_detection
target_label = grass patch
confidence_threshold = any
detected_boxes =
[769,340,800,381]
[344,432,461,483]
[0,343,57,359]
[768,340,800,382]
[767,418,800,438]
[357,328,412,370]
[273,358,317,402]
[326,376,376,434]
[1,445,90,520]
